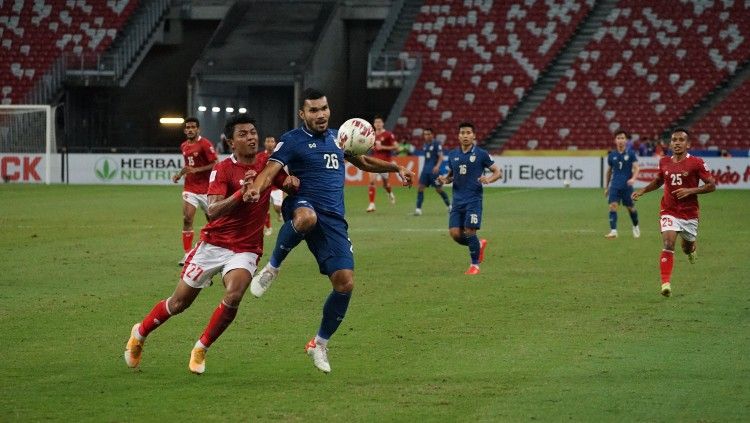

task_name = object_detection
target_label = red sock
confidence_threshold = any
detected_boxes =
[265,213,271,229]
[182,230,194,252]
[660,250,674,283]
[199,302,238,348]
[138,300,172,337]
[368,185,376,203]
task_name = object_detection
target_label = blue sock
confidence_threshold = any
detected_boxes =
[439,191,450,206]
[466,234,480,265]
[317,290,352,340]
[269,220,305,268]
[609,211,617,230]
[416,191,424,208]
[629,210,639,226]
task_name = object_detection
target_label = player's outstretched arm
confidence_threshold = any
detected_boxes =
[349,155,414,186]
[244,161,283,202]
[673,175,716,199]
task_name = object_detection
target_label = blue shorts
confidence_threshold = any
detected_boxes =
[282,196,354,276]
[419,171,441,187]
[448,200,483,229]
[608,185,634,207]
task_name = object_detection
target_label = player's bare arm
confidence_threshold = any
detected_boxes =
[604,167,611,195]
[205,169,255,218]
[243,160,283,202]
[628,162,640,186]
[348,154,414,186]
[673,176,716,199]
[632,173,664,201]
[187,160,218,174]
[478,164,502,184]
[433,151,443,174]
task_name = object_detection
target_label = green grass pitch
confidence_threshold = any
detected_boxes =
[1,184,748,421]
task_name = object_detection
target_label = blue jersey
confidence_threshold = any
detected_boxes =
[421,140,443,174]
[607,148,638,189]
[270,126,345,216]
[446,145,494,205]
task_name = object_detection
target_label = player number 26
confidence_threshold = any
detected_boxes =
[324,153,339,169]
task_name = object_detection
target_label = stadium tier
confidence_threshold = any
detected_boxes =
[692,77,750,150]
[503,1,750,150]
[0,0,138,104]
[394,0,594,148]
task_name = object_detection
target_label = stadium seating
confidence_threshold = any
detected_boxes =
[0,0,139,104]
[691,78,750,151]
[504,0,750,151]
[394,0,594,148]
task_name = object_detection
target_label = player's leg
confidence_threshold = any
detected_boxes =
[679,220,699,264]
[367,172,377,212]
[251,200,317,297]
[415,175,427,215]
[623,186,640,238]
[305,216,354,373]
[605,189,619,238]
[659,216,680,296]
[463,206,483,273]
[181,201,197,263]
[264,211,272,236]
[271,190,284,222]
[382,173,395,204]
[190,254,255,374]
[435,184,451,209]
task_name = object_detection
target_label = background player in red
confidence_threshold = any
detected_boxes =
[257,136,284,236]
[125,114,298,374]
[632,128,716,297]
[172,117,219,265]
[366,115,399,212]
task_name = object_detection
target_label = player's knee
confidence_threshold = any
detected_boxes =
[608,204,618,211]
[293,209,317,232]
[183,215,194,227]
[449,229,463,242]
[223,291,245,308]
[662,239,676,250]
[168,296,192,315]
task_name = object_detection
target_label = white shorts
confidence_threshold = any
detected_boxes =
[270,189,284,207]
[182,191,209,213]
[660,214,698,242]
[181,241,259,288]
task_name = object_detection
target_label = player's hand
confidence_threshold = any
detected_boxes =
[631,190,643,201]
[242,169,257,185]
[243,188,261,203]
[398,166,414,187]
[626,178,635,186]
[171,173,181,183]
[604,187,609,196]
[478,176,491,184]
[672,187,694,199]
[282,175,300,194]
[431,166,439,175]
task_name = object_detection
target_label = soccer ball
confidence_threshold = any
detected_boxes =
[337,118,375,156]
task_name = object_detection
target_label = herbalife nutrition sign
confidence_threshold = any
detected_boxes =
[69,154,183,185]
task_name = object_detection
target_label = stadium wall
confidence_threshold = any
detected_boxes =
[3,154,749,190]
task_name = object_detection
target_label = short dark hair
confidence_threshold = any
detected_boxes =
[373,114,384,122]
[224,113,257,139]
[671,127,690,138]
[423,127,434,134]
[301,88,326,105]
[458,122,474,131]
[185,117,200,127]
[614,130,629,139]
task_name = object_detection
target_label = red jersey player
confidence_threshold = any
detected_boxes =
[632,128,716,297]
[366,115,399,212]
[125,114,298,374]
[257,136,284,236]
[172,117,219,265]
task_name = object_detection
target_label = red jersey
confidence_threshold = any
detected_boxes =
[180,136,218,194]
[371,129,397,161]
[200,154,287,254]
[659,154,712,220]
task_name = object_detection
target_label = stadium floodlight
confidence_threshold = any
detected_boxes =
[211,107,220,113]
[238,107,247,113]
[198,106,207,112]
[0,104,56,184]
[159,117,184,125]
[225,107,234,113]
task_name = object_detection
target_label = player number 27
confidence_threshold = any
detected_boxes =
[670,173,683,185]
[324,153,339,169]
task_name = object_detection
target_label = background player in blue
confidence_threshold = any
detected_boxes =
[414,127,451,215]
[243,88,414,373]
[437,122,501,275]
[604,130,641,239]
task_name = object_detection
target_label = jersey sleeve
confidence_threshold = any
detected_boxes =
[696,157,713,182]
[607,153,614,167]
[481,150,494,169]
[207,163,229,196]
[269,134,294,167]
[203,139,218,162]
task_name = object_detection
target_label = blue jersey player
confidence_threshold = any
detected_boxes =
[604,130,640,239]
[438,122,501,275]
[414,128,451,215]
[243,88,414,373]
